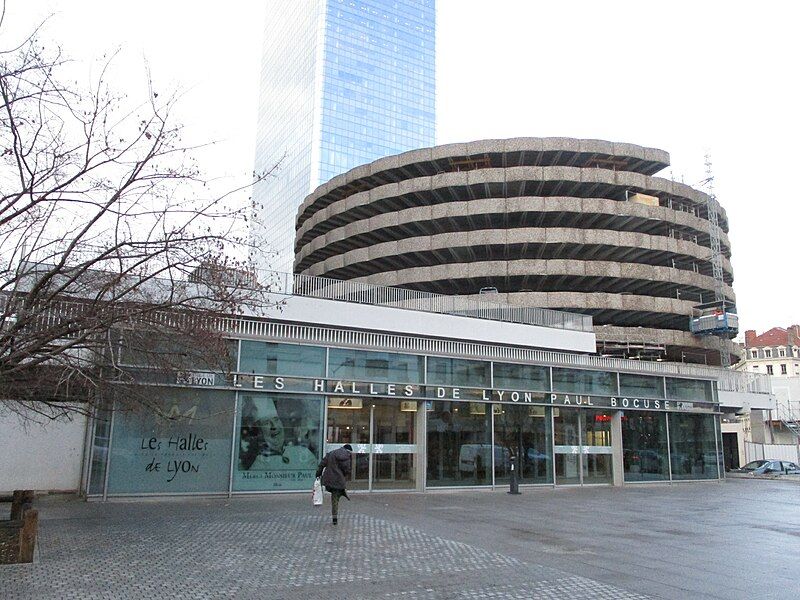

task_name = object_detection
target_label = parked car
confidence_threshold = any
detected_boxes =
[731,460,800,475]
[459,444,510,476]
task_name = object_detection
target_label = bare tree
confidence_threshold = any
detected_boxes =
[0,12,278,422]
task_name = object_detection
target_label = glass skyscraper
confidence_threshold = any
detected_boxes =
[252,0,436,272]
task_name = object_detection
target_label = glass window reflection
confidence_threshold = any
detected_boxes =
[619,373,665,399]
[493,405,552,484]
[668,413,719,480]
[426,357,490,388]
[239,341,325,378]
[426,401,491,487]
[493,362,549,391]
[665,378,714,403]
[552,368,616,395]
[328,348,424,383]
[622,412,669,481]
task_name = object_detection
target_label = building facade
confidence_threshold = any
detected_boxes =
[78,274,772,498]
[735,326,800,447]
[294,137,739,366]
[252,0,436,271]
[741,326,800,378]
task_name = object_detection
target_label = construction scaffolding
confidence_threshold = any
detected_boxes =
[692,155,737,366]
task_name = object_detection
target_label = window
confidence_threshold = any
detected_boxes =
[668,413,719,480]
[328,348,424,383]
[781,364,788,374]
[106,388,236,495]
[619,373,665,398]
[426,357,490,387]
[779,348,786,357]
[493,362,549,391]
[551,368,616,395]
[767,365,774,375]
[234,393,324,492]
[665,378,714,402]
[752,366,759,371]
[426,400,492,487]
[765,349,772,358]
[622,412,669,482]
[750,350,758,358]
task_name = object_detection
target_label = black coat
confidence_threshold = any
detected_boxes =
[316,447,352,490]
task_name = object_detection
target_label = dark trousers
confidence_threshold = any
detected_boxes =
[327,487,346,520]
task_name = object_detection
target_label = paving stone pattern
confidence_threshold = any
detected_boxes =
[2,506,652,599]
[4,479,800,599]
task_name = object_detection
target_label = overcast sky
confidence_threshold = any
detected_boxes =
[6,1,799,336]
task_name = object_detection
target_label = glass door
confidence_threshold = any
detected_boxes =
[371,399,417,490]
[581,410,614,484]
[554,407,581,484]
[325,399,370,490]
[325,398,419,491]
[553,408,614,485]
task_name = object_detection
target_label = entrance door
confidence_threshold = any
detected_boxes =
[722,432,739,471]
[554,408,614,485]
[325,398,418,491]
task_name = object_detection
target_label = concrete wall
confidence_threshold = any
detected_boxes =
[0,411,88,494]
[718,390,775,412]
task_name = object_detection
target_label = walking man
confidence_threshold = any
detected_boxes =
[316,444,353,525]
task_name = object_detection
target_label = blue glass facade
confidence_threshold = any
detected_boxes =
[252,0,436,271]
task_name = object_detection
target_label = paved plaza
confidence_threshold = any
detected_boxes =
[2,479,799,599]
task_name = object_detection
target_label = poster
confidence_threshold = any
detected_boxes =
[106,389,234,494]
[234,393,324,491]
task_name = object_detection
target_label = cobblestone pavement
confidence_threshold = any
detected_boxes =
[2,508,650,600]
[2,479,799,599]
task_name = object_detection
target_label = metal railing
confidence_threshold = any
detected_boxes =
[260,270,594,332]
[715,369,772,395]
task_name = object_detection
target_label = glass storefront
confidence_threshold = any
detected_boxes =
[581,410,614,485]
[668,413,719,480]
[325,397,370,488]
[325,398,419,491]
[372,400,417,490]
[493,405,553,485]
[666,378,714,403]
[493,362,549,392]
[622,412,669,481]
[234,393,324,492]
[553,407,581,484]
[88,403,112,495]
[106,388,235,494]
[88,341,725,496]
[426,400,492,486]
[554,408,614,485]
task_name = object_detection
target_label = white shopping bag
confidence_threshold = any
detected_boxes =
[312,477,323,506]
